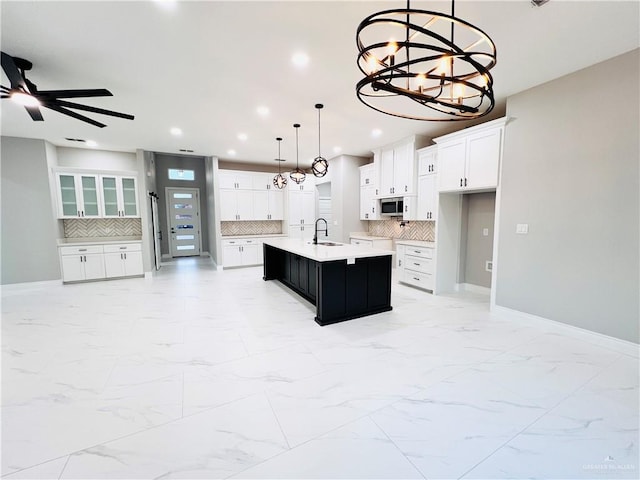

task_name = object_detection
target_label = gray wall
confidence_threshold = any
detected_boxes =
[155,153,209,256]
[1,137,61,284]
[461,192,495,288]
[205,156,219,267]
[496,49,639,343]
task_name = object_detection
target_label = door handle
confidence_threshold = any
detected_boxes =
[171,228,176,234]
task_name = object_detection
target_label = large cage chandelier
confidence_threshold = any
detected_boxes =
[356,0,497,121]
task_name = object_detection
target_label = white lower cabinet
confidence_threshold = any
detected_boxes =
[104,243,143,278]
[222,238,264,267]
[396,242,435,291]
[59,242,143,283]
[60,245,106,282]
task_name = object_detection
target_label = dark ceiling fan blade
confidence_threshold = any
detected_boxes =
[37,88,113,99]
[26,105,44,121]
[54,99,134,120]
[43,103,106,128]
[1,95,9,99]
[1,52,28,90]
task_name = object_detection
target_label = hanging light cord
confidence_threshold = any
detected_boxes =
[317,108,321,157]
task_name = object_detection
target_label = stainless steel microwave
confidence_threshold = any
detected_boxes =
[380,198,403,216]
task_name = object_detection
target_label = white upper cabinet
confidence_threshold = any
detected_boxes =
[359,164,380,220]
[220,189,253,221]
[218,170,253,190]
[55,170,139,219]
[100,175,139,218]
[253,189,284,220]
[56,173,102,219]
[435,117,507,193]
[417,175,437,221]
[375,135,430,198]
[288,188,315,226]
[418,147,438,176]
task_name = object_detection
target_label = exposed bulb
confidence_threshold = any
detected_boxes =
[436,56,449,76]
[366,55,379,74]
[453,83,465,103]
[415,73,426,93]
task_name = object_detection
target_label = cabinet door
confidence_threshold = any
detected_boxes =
[418,148,437,176]
[380,148,395,196]
[393,142,413,195]
[219,190,238,221]
[360,186,370,220]
[288,191,303,225]
[83,254,106,280]
[101,176,120,217]
[395,245,405,282]
[60,255,85,282]
[438,140,466,191]
[123,251,143,276]
[104,252,125,278]
[57,174,80,217]
[417,175,437,221]
[223,245,243,267]
[403,196,417,221]
[235,172,254,190]
[252,173,272,191]
[236,190,254,220]
[301,224,315,241]
[300,192,316,226]
[80,175,101,217]
[120,177,138,217]
[241,244,260,266]
[218,171,237,189]
[267,190,284,220]
[253,191,269,220]
[466,128,501,190]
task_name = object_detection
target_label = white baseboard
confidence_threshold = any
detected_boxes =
[1,279,62,293]
[492,305,639,358]
[456,283,491,295]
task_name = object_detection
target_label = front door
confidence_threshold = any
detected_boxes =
[166,187,202,257]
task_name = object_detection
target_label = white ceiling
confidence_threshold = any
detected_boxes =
[1,1,638,169]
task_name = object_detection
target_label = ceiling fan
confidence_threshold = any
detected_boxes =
[1,51,134,128]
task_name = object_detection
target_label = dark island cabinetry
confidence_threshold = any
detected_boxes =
[263,242,392,326]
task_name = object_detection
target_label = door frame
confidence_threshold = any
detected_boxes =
[165,186,203,257]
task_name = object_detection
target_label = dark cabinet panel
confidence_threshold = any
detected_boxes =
[345,260,368,314]
[367,256,392,310]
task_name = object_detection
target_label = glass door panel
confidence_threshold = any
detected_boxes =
[81,176,99,216]
[102,177,119,216]
[121,178,137,216]
[59,175,78,216]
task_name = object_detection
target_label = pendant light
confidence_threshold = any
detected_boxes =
[272,137,287,189]
[311,103,328,177]
[289,123,306,184]
[356,0,497,121]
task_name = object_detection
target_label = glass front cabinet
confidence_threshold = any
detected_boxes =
[55,173,101,218]
[55,171,139,219]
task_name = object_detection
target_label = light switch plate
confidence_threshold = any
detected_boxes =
[516,223,529,234]
[483,228,489,236]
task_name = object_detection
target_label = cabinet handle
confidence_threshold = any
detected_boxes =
[78,248,87,252]
[413,277,420,281]
[464,178,468,187]
[124,253,127,259]
[399,260,402,266]
[460,178,463,187]
[119,247,127,250]
[77,210,80,217]
[405,186,408,192]
[413,263,420,266]
[376,189,378,195]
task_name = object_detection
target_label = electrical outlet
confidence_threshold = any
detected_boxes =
[482,228,489,236]
[486,261,493,272]
[516,223,529,234]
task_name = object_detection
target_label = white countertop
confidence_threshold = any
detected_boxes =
[395,239,436,248]
[264,238,394,263]
[348,232,392,241]
[222,233,287,240]
[58,236,142,246]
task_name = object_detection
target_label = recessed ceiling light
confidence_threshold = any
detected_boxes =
[291,52,310,68]
[237,133,248,141]
[371,128,383,137]
[170,127,182,136]
[154,0,178,11]
[227,149,236,156]
[86,140,98,148]
[256,106,269,117]
[333,146,342,154]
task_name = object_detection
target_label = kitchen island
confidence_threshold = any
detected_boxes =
[263,238,394,326]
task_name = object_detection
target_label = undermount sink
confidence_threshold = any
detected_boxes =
[317,241,341,246]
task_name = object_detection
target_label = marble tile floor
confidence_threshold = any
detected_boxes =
[1,257,638,479]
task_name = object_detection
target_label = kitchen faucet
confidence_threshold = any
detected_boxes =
[313,218,328,245]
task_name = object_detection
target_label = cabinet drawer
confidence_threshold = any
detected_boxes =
[405,255,433,274]
[222,238,263,247]
[404,246,433,259]
[103,243,142,253]
[59,245,103,255]
[403,271,434,290]
[350,238,374,247]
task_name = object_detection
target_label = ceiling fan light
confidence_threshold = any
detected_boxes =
[10,91,40,107]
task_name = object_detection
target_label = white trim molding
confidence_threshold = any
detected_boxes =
[492,305,639,358]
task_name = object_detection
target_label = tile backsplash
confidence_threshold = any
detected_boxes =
[368,220,435,242]
[221,220,283,236]
[64,218,142,238]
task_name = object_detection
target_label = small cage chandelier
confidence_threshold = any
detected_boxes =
[272,137,287,190]
[289,123,306,184]
[356,0,497,121]
[311,104,328,178]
